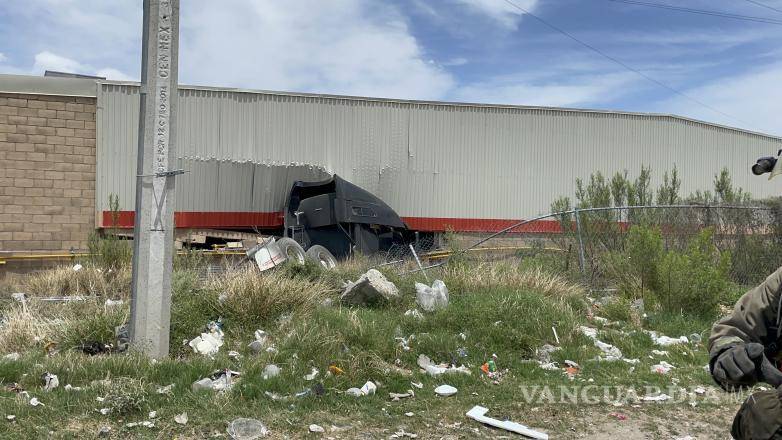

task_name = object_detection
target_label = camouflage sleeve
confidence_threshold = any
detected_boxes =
[709,265,782,363]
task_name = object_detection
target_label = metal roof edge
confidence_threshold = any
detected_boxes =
[0,74,98,97]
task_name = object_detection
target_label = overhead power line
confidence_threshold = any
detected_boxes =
[608,0,782,25]
[743,0,782,14]
[500,0,755,129]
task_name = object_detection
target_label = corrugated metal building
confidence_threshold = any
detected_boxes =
[5,74,782,235]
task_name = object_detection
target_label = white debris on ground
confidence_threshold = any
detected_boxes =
[2,353,20,361]
[104,299,124,307]
[192,369,240,392]
[434,384,458,396]
[227,417,269,439]
[417,354,470,377]
[64,384,81,391]
[340,269,400,306]
[188,320,224,356]
[28,397,43,407]
[148,410,157,419]
[390,429,419,438]
[262,364,280,380]
[125,421,155,429]
[309,424,325,433]
[304,367,319,381]
[647,330,689,346]
[404,309,424,320]
[396,335,414,351]
[174,412,188,425]
[248,330,270,354]
[579,326,640,363]
[156,384,174,395]
[641,394,672,402]
[415,279,449,312]
[651,361,676,374]
[345,381,377,397]
[389,390,415,401]
[42,373,59,392]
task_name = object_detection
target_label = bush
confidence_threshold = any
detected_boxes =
[86,232,132,270]
[625,225,663,293]
[654,228,731,317]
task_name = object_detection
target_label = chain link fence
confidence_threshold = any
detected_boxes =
[384,204,782,291]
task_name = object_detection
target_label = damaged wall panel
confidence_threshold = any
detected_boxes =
[95,82,782,231]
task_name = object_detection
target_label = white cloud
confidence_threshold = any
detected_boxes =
[658,62,782,136]
[31,51,86,75]
[0,53,6,63]
[452,71,639,107]
[178,0,453,99]
[454,0,537,29]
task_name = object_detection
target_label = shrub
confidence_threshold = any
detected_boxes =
[625,225,663,293]
[654,228,731,317]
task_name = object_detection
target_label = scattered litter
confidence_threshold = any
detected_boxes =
[404,309,424,320]
[192,369,240,392]
[411,381,423,389]
[97,426,111,437]
[328,364,344,375]
[609,412,627,421]
[64,384,81,391]
[175,412,188,425]
[248,330,270,354]
[417,354,470,377]
[552,327,560,344]
[340,269,400,306]
[41,373,59,392]
[156,384,174,395]
[96,396,105,402]
[689,333,703,344]
[396,335,413,351]
[6,415,15,422]
[580,326,625,361]
[73,264,83,272]
[148,410,157,419]
[466,406,548,439]
[227,418,269,439]
[651,361,675,375]
[456,347,469,358]
[3,353,20,362]
[29,397,43,407]
[650,350,669,357]
[390,429,418,438]
[262,364,281,380]
[104,299,123,307]
[98,408,110,415]
[536,344,560,365]
[43,341,58,356]
[405,412,414,417]
[642,394,672,402]
[189,320,225,356]
[228,350,242,360]
[415,279,449,312]
[309,424,325,433]
[434,384,458,397]
[125,421,155,429]
[647,331,688,346]
[360,381,377,396]
[694,386,706,395]
[304,367,319,381]
[345,388,363,397]
[389,390,415,401]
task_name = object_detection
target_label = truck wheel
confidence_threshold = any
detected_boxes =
[306,245,337,270]
[277,237,306,265]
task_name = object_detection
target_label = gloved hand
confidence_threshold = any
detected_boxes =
[712,342,765,387]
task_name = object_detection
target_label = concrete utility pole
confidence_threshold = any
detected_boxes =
[130,0,180,358]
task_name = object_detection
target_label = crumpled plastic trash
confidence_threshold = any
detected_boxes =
[641,393,671,402]
[345,388,363,397]
[189,320,225,356]
[156,384,174,395]
[73,264,83,272]
[42,373,59,392]
[415,279,449,312]
[309,424,325,433]
[227,417,269,439]
[262,364,280,380]
[104,299,123,307]
[3,352,20,362]
[417,354,470,376]
[248,330,270,354]
[390,390,415,401]
[580,326,625,361]
[304,367,319,381]
[360,381,377,395]
[651,361,675,374]
[192,369,240,392]
[647,331,688,346]
[174,412,188,425]
[29,397,44,407]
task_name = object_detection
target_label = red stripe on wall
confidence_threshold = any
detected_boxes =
[101,211,562,233]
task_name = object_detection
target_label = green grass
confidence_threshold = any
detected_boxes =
[0,260,739,438]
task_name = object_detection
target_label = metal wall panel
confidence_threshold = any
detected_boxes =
[96,82,782,223]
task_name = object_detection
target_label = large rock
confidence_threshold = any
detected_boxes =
[340,269,399,306]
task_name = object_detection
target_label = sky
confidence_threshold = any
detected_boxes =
[1,0,781,135]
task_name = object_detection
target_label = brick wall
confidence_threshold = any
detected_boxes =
[0,93,96,251]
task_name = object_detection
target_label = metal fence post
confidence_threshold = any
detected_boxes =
[409,244,429,282]
[574,208,586,276]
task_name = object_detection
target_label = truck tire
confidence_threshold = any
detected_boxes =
[306,245,337,270]
[276,237,306,265]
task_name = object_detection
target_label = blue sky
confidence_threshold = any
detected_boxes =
[2,0,781,135]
